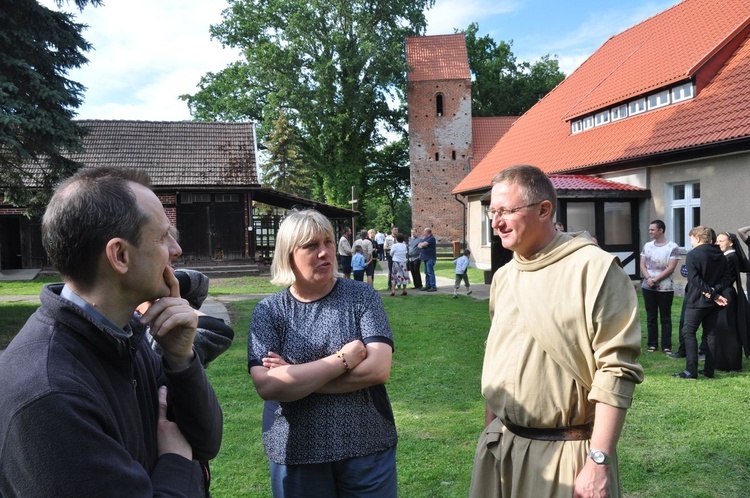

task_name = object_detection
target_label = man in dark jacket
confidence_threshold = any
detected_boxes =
[0,167,223,497]
[674,226,731,380]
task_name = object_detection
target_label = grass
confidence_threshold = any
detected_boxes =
[0,302,40,348]
[2,279,750,496]
[0,275,60,295]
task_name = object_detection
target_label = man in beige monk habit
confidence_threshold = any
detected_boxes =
[470,165,643,498]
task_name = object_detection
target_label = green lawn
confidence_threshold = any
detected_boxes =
[2,280,750,497]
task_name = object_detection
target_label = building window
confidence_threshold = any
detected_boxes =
[611,104,628,121]
[216,194,239,203]
[180,193,211,204]
[482,205,492,245]
[628,98,646,115]
[452,150,456,160]
[571,120,583,134]
[434,152,439,161]
[436,94,444,116]
[595,110,610,126]
[582,116,595,130]
[671,82,694,103]
[647,89,670,110]
[668,181,700,248]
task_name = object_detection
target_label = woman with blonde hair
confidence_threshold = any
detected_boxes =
[247,209,398,497]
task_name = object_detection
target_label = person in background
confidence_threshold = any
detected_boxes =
[0,167,222,497]
[453,249,472,298]
[408,229,423,290]
[389,233,410,296]
[353,230,375,286]
[712,232,749,371]
[383,227,397,290]
[555,221,565,232]
[470,165,643,498]
[418,228,437,292]
[337,227,353,279]
[640,219,680,353]
[674,226,730,379]
[351,245,367,282]
[374,228,386,261]
[248,209,397,497]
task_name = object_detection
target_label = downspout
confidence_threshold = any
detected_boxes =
[454,156,473,250]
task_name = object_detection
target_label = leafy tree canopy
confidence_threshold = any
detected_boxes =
[463,22,566,117]
[0,0,101,216]
[182,0,434,207]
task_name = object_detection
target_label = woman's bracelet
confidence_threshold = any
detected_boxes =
[336,351,351,372]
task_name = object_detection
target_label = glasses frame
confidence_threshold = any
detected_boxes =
[486,201,542,220]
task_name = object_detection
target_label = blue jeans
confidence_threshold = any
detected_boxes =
[269,445,397,498]
[423,258,436,289]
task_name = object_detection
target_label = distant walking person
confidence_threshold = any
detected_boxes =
[418,228,437,292]
[640,220,680,353]
[453,249,472,298]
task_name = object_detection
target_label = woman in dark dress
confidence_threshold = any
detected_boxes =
[714,232,750,370]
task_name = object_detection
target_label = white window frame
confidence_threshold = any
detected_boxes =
[628,98,646,115]
[595,110,610,126]
[571,120,583,134]
[667,181,700,250]
[482,205,493,246]
[647,89,670,110]
[671,82,694,103]
[611,104,628,121]
[582,115,595,130]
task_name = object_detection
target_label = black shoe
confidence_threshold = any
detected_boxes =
[426,287,437,292]
[698,369,714,378]
[673,371,697,380]
[667,353,685,359]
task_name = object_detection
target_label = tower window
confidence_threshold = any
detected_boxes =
[434,152,439,161]
[436,94,444,116]
[452,151,456,160]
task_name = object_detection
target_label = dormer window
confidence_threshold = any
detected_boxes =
[628,98,646,115]
[436,94,444,116]
[611,104,628,121]
[571,120,583,134]
[582,116,594,130]
[647,89,670,110]
[671,82,694,103]
[595,110,610,126]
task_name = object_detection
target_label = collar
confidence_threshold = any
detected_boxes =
[61,284,132,338]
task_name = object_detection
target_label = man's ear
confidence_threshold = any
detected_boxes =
[538,200,554,220]
[105,238,131,275]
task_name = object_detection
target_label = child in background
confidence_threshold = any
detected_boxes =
[351,245,366,282]
[453,249,472,298]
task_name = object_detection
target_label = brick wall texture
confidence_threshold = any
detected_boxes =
[409,78,473,242]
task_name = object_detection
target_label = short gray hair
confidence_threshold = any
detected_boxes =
[270,209,341,286]
[491,164,557,217]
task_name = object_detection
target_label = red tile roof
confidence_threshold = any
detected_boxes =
[471,117,517,166]
[550,175,647,192]
[454,0,750,194]
[70,120,259,187]
[406,34,471,81]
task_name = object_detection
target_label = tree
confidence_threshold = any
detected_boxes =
[0,0,101,216]
[365,138,410,227]
[260,109,315,199]
[463,23,565,117]
[182,0,434,207]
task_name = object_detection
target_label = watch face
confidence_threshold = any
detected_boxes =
[591,450,605,463]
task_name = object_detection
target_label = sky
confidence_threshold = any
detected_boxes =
[40,0,682,121]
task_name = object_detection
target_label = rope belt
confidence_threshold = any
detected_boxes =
[502,419,593,441]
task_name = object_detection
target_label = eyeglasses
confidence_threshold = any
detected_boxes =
[486,201,541,220]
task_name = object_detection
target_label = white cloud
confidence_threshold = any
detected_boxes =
[425,0,520,35]
[40,0,241,120]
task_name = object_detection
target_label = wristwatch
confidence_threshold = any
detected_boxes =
[588,449,611,465]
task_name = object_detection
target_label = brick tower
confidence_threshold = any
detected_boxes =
[406,34,473,243]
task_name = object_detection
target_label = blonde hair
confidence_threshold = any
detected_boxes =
[270,210,341,286]
[689,226,714,244]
